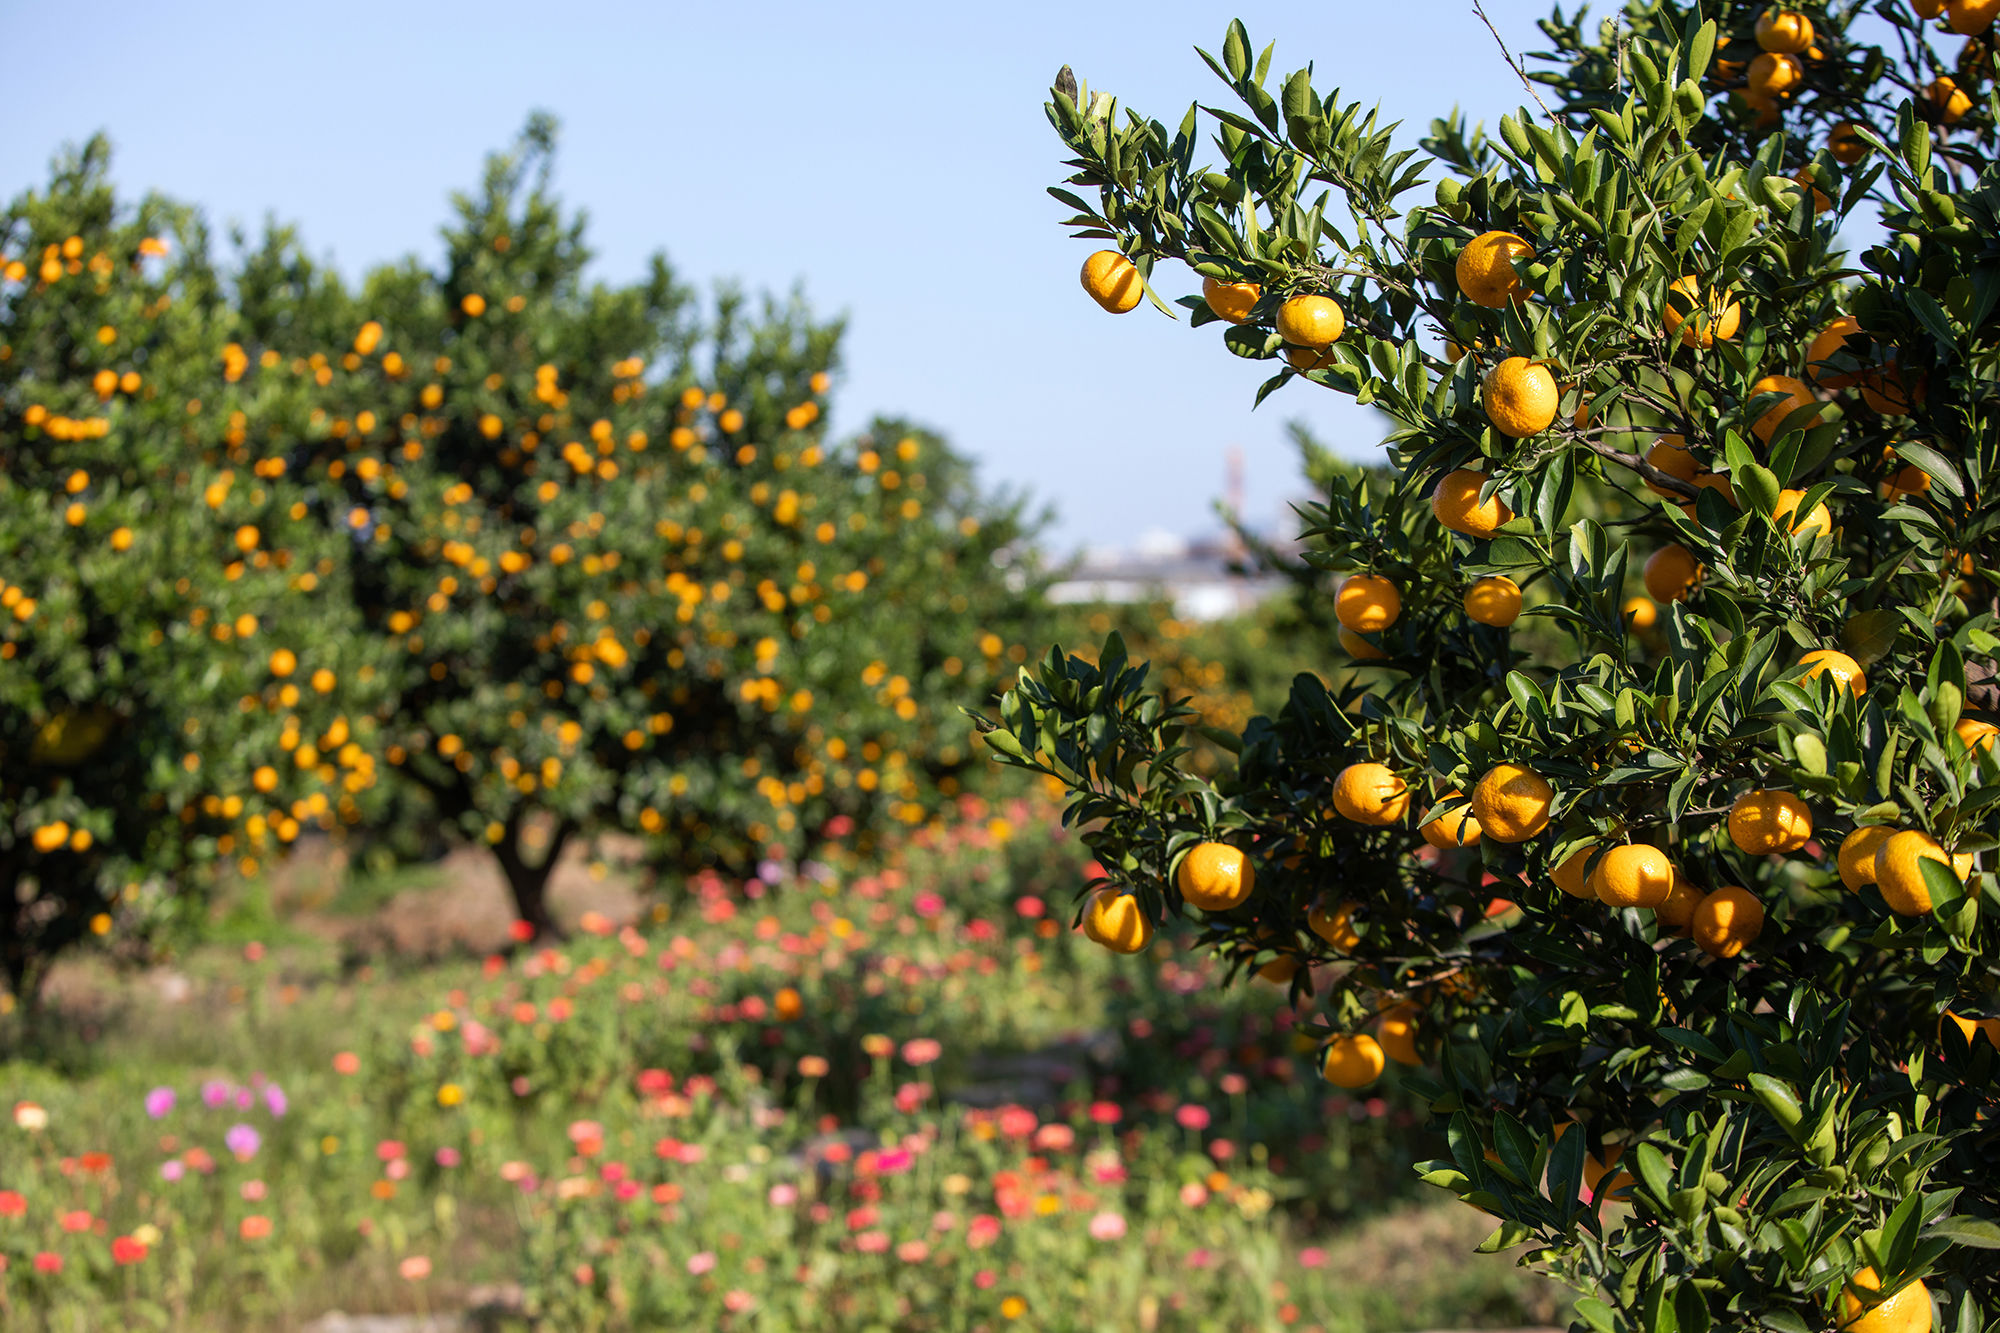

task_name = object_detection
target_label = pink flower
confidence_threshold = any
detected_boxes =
[912,892,945,918]
[1174,1104,1211,1132]
[1179,1182,1209,1207]
[33,1252,62,1274]
[1208,1138,1235,1162]
[723,1290,755,1312]
[1219,1073,1248,1095]
[1088,1101,1122,1125]
[376,1140,406,1162]
[240,1180,267,1201]
[399,1255,431,1281]
[997,1106,1038,1139]
[1032,1124,1076,1152]
[974,1268,997,1289]
[967,1214,1002,1249]
[768,1184,799,1208]
[435,1147,462,1168]
[1014,895,1045,919]
[897,1240,930,1263]
[900,1038,942,1066]
[1088,1211,1127,1241]
[931,1210,958,1233]
[686,1251,717,1276]
[1187,1248,1215,1269]
[1299,1246,1328,1269]
[855,1230,890,1253]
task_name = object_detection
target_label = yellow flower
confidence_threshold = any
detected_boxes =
[437,1083,464,1108]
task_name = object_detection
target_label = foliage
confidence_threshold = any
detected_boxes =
[988,3,2000,1328]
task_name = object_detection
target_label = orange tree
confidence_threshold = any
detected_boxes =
[0,139,390,1002]
[984,4,2000,1327]
[227,121,1045,932]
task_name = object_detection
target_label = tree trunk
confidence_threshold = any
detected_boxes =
[493,816,572,942]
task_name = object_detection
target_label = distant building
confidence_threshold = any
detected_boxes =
[1046,528,1297,622]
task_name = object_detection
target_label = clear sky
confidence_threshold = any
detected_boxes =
[2,1,1578,551]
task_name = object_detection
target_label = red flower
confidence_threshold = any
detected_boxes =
[33,1251,62,1274]
[59,1210,92,1233]
[78,1151,112,1173]
[0,1190,25,1217]
[239,1215,272,1240]
[112,1235,148,1265]
[508,920,536,943]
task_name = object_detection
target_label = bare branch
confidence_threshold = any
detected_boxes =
[1472,1,1555,119]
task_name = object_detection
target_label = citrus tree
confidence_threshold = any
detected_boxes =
[984,3,2000,1327]
[226,121,1047,932]
[0,139,390,1002]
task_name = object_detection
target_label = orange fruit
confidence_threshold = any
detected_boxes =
[1333,762,1411,826]
[1829,121,1869,164]
[1728,789,1813,854]
[1308,898,1362,950]
[1552,845,1601,898]
[1623,597,1658,631]
[1913,0,1947,16]
[1860,362,1923,416]
[269,648,298,677]
[1377,1004,1422,1066]
[1336,574,1401,632]
[1953,718,1998,753]
[1839,1268,1933,1333]
[1947,0,1998,34]
[1643,545,1701,603]
[1320,1034,1386,1088]
[1286,343,1339,372]
[1419,792,1483,848]
[1679,472,1737,519]
[1470,762,1553,842]
[1663,275,1742,348]
[1176,842,1255,911]
[1202,276,1261,324]
[1875,830,1962,915]
[1643,434,1701,496]
[1276,294,1345,348]
[1801,648,1865,696]
[1080,251,1143,313]
[1482,358,1559,437]
[1756,8,1815,52]
[1944,1010,2000,1050]
[1594,844,1675,909]
[1081,889,1153,954]
[1838,826,1896,890]
[1338,627,1389,660]
[1455,231,1534,308]
[1463,576,1522,628]
[1692,886,1765,958]
[1654,870,1705,933]
[1928,77,1972,124]
[1749,375,1821,442]
[1748,51,1805,98]
[1432,469,1513,538]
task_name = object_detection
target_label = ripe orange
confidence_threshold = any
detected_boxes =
[1801,648,1865,696]
[1276,294,1345,348]
[1552,845,1600,898]
[1756,8,1815,52]
[1927,77,1972,124]
[1692,886,1765,958]
[1875,830,1961,915]
[1377,1004,1422,1066]
[1202,276,1261,324]
[1654,869,1705,933]
[1953,718,1998,753]
[1336,574,1401,632]
[1463,576,1522,628]
[1662,276,1742,348]
[1176,842,1255,911]
[1839,1268,1933,1333]
[1808,315,1869,387]
[1728,789,1813,854]
[1482,358,1559,437]
[1828,121,1869,165]
[1643,545,1701,603]
[1748,51,1805,98]
[1419,792,1483,848]
[1308,898,1362,949]
[1947,0,1998,35]
[1081,888,1153,953]
[1838,825,1895,890]
[1594,844,1674,909]
[1622,597,1658,631]
[1643,434,1701,496]
[1079,251,1143,313]
[1333,762,1411,825]
[1860,362,1923,416]
[269,648,298,677]
[1338,627,1389,660]
[1470,763,1553,842]
[1286,343,1339,372]
[1679,472,1736,519]
[1749,375,1821,442]
[1944,1010,2000,1050]
[1455,231,1534,308]
[1320,1034,1386,1088]
[1431,469,1513,538]
[1913,0,1946,17]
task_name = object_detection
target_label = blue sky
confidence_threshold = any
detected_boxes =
[3,2,1585,550]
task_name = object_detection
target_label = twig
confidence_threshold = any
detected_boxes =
[1473,0,1555,119]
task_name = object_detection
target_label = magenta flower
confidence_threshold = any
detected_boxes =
[224,1124,261,1159]
[263,1085,288,1117]
[159,1160,185,1183]
[435,1147,462,1168]
[1174,1104,1212,1132]
[200,1080,230,1109]
[144,1087,176,1119]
